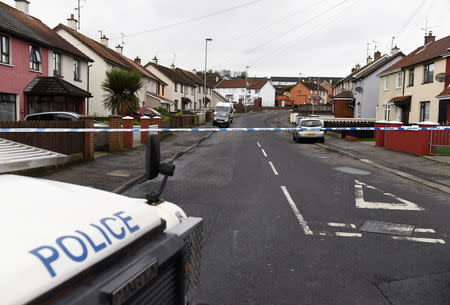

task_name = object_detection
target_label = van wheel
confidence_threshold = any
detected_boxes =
[297,137,302,143]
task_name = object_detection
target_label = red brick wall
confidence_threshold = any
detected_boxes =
[289,83,310,105]
[122,117,133,149]
[80,116,94,160]
[108,115,122,152]
[333,100,354,118]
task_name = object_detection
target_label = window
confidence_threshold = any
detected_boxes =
[0,93,16,121]
[408,69,414,86]
[384,75,389,90]
[424,63,434,83]
[382,104,391,121]
[191,87,194,94]
[420,101,430,121]
[254,89,260,94]
[53,53,61,76]
[157,83,160,94]
[174,83,178,92]
[74,59,80,81]
[181,85,184,93]
[161,85,165,96]
[1,34,10,64]
[198,86,201,93]
[29,45,42,71]
[174,100,178,111]
[395,72,402,88]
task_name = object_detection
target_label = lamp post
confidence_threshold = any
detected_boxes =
[245,65,249,111]
[203,38,212,110]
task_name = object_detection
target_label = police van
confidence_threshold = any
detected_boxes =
[0,136,203,305]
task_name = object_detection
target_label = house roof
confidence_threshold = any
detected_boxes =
[0,2,91,61]
[300,81,327,91]
[354,52,405,80]
[216,78,269,89]
[144,62,197,87]
[437,86,450,98]
[332,91,354,99]
[24,76,92,97]
[380,35,450,74]
[389,95,412,102]
[54,24,163,82]
[212,90,228,102]
[271,76,301,82]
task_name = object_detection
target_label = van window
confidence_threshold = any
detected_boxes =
[215,106,229,113]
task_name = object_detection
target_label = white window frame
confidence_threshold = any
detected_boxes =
[1,34,11,65]
[29,45,42,71]
[382,103,391,121]
[420,101,430,122]
[74,59,81,81]
[384,76,389,91]
[395,72,402,89]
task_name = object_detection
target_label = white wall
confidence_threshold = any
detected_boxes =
[259,81,276,107]
[47,50,88,91]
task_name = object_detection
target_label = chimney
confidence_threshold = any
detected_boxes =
[351,67,356,73]
[170,63,175,70]
[355,63,361,70]
[366,55,373,64]
[152,56,158,65]
[216,76,219,82]
[100,35,109,47]
[391,45,400,55]
[66,14,78,30]
[115,44,123,54]
[134,56,141,65]
[374,51,381,60]
[15,0,29,14]
[192,68,197,73]
[424,31,435,45]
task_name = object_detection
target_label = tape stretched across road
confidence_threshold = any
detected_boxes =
[0,127,448,133]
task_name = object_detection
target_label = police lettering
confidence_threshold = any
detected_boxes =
[29,211,140,277]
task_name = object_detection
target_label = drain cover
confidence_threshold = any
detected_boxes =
[359,220,414,236]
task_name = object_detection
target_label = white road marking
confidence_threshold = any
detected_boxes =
[415,228,436,233]
[328,222,357,229]
[318,231,333,236]
[355,180,423,211]
[392,236,445,244]
[261,149,268,157]
[280,186,313,235]
[335,232,362,238]
[256,142,261,147]
[269,161,279,176]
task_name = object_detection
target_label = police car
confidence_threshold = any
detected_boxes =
[0,136,202,305]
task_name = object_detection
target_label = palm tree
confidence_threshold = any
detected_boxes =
[102,68,143,116]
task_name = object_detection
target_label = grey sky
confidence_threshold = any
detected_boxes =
[5,0,450,78]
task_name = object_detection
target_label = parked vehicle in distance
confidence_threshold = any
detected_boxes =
[293,117,325,143]
[132,107,162,120]
[24,111,108,128]
[213,102,234,127]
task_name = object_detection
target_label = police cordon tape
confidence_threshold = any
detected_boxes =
[0,127,449,132]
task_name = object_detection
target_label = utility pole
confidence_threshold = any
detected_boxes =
[297,73,302,110]
[75,0,85,30]
[121,33,126,47]
[203,38,212,110]
[245,65,249,112]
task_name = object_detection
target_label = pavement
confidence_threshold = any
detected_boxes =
[124,110,449,305]
[273,114,450,194]
[38,120,217,193]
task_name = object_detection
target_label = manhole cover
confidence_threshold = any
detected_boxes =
[359,220,414,236]
[334,167,371,175]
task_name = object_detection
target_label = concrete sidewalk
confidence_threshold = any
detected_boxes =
[39,121,216,193]
[273,114,450,194]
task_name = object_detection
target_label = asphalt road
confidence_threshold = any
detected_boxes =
[123,111,450,305]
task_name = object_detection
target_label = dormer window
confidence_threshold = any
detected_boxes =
[30,45,42,71]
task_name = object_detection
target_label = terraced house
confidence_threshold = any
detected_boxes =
[0,0,92,120]
[55,18,168,116]
[378,33,450,125]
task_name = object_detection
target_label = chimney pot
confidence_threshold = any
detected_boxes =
[366,55,373,64]
[170,63,175,70]
[355,63,361,70]
[115,44,123,54]
[134,56,141,65]
[152,56,158,65]
[100,35,109,47]
[67,14,78,31]
[15,0,30,15]
[374,51,381,60]
[424,31,435,45]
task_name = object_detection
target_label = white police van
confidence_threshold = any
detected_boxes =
[0,136,202,305]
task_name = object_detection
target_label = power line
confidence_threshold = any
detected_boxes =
[110,0,263,40]
[244,0,350,54]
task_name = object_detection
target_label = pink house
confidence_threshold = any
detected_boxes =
[0,0,92,121]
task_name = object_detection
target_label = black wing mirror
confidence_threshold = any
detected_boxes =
[145,135,175,204]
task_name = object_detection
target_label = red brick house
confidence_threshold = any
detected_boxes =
[289,81,327,107]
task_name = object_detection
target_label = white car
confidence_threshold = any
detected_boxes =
[293,118,325,143]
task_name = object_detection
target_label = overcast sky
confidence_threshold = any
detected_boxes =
[5,0,450,78]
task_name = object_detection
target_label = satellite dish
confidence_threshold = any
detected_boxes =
[435,73,448,82]
[355,87,363,93]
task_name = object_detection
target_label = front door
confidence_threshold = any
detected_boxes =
[438,100,449,125]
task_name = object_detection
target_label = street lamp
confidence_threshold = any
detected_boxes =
[245,65,250,111]
[203,38,212,110]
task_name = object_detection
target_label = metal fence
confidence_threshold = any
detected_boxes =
[430,129,450,155]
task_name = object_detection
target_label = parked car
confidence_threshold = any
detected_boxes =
[182,109,195,115]
[24,112,108,128]
[293,117,325,143]
[132,107,161,120]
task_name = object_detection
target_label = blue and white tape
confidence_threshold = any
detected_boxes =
[0,127,448,133]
